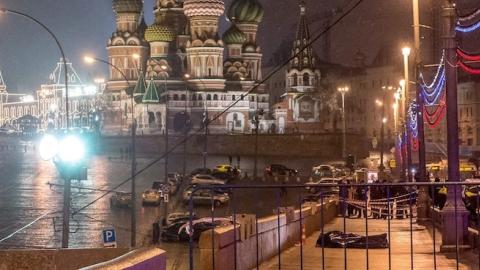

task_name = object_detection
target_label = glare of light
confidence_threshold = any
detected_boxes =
[39,134,59,161]
[375,99,383,106]
[184,74,191,79]
[394,91,401,100]
[84,56,95,64]
[161,65,168,70]
[382,117,388,124]
[393,103,398,109]
[337,86,349,93]
[402,47,411,57]
[132,54,140,59]
[21,95,35,102]
[94,78,105,84]
[58,135,85,163]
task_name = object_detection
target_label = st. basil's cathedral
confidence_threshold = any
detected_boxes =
[104,0,271,135]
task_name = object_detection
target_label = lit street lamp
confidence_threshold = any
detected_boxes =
[84,55,138,247]
[337,86,349,159]
[378,86,394,173]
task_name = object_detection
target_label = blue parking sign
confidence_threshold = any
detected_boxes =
[102,229,117,248]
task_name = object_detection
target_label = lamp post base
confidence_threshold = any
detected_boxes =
[440,199,470,248]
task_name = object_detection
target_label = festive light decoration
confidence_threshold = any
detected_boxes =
[420,51,446,106]
[411,136,419,152]
[408,103,418,138]
[457,8,480,23]
[458,61,480,75]
[457,48,480,61]
[456,20,480,33]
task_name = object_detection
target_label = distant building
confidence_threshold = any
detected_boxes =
[272,1,323,134]
[0,59,100,131]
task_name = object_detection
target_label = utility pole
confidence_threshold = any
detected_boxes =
[253,108,262,181]
[337,87,349,159]
[61,177,71,248]
[441,0,469,249]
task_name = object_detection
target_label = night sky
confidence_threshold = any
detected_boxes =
[0,0,478,93]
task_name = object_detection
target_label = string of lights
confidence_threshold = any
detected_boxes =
[419,51,446,106]
[421,71,445,106]
[408,103,418,138]
[457,8,480,23]
[458,61,480,75]
[457,48,480,61]
[456,20,480,33]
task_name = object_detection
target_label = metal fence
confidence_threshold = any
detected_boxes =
[186,182,480,270]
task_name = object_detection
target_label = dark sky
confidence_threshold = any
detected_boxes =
[0,0,477,93]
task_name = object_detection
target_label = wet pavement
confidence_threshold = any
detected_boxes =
[0,136,328,258]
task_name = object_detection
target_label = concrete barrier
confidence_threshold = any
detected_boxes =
[198,199,337,270]
[0,248,128,270]
[80,247,166,270]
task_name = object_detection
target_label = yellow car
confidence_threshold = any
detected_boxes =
[214,164,234,173]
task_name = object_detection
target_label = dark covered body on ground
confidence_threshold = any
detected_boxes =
[316,231,389,249]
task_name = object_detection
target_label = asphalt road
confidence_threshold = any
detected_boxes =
[0,137,323,250]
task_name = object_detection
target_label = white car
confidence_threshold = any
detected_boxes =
[305,178,341,194]
[183,186,230,206]
[191,174,226,185]
[142,189,162,205]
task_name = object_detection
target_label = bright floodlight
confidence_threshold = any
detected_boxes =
[58,135,85,163]
[84,56,95,64]
[402,47,411,57]
[39,134,59,161]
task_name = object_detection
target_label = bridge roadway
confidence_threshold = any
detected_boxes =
[260,217,478,270]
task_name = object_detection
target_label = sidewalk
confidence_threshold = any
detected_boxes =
[260,217,478,269]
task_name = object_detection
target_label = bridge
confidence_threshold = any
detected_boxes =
[187,183,479,270]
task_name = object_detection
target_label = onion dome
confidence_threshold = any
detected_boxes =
[113,0,143,13]
[223,24,247,44]
[157,0,182,8]
[183,0,225,18]
[145,23,175,42]
[227,0,264,24]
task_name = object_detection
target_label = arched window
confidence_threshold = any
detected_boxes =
[232,95,236,101]
[192,94,197,101]
[206,57,214,77]
[181,94,186,101]
[293,74,298,86]
[207,94,212,100]
[198,94,203,101]
[213,94,218,100]
[173,94,179,101]
[303,73,310,86]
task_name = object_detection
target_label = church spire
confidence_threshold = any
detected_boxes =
[0,70,6,92]
[290,0,315,70]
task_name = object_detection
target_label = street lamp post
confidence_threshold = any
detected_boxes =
[402,47,412,181]
[84,56,138,247]
[160,65,169,241]
[183,74,191,179]
[337,87,349,159]
[378,86,393,172]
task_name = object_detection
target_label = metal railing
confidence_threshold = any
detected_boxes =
[185,182,480,270]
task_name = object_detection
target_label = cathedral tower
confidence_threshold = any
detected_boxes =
[227,0,264,82]
[183,0,226,90]
[107,0,149,86]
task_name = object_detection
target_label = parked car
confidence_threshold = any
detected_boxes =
[142,189,162,206]
[190,168,212,177]
[191,174,226,185]
[161,217,232,242]
[165,212,196,226]
[265,164,298,176]
[183,186,230,207]
[305,178,341,194]
[212,165,241,182]
[311,165,336,180]
[110,192,132,208]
